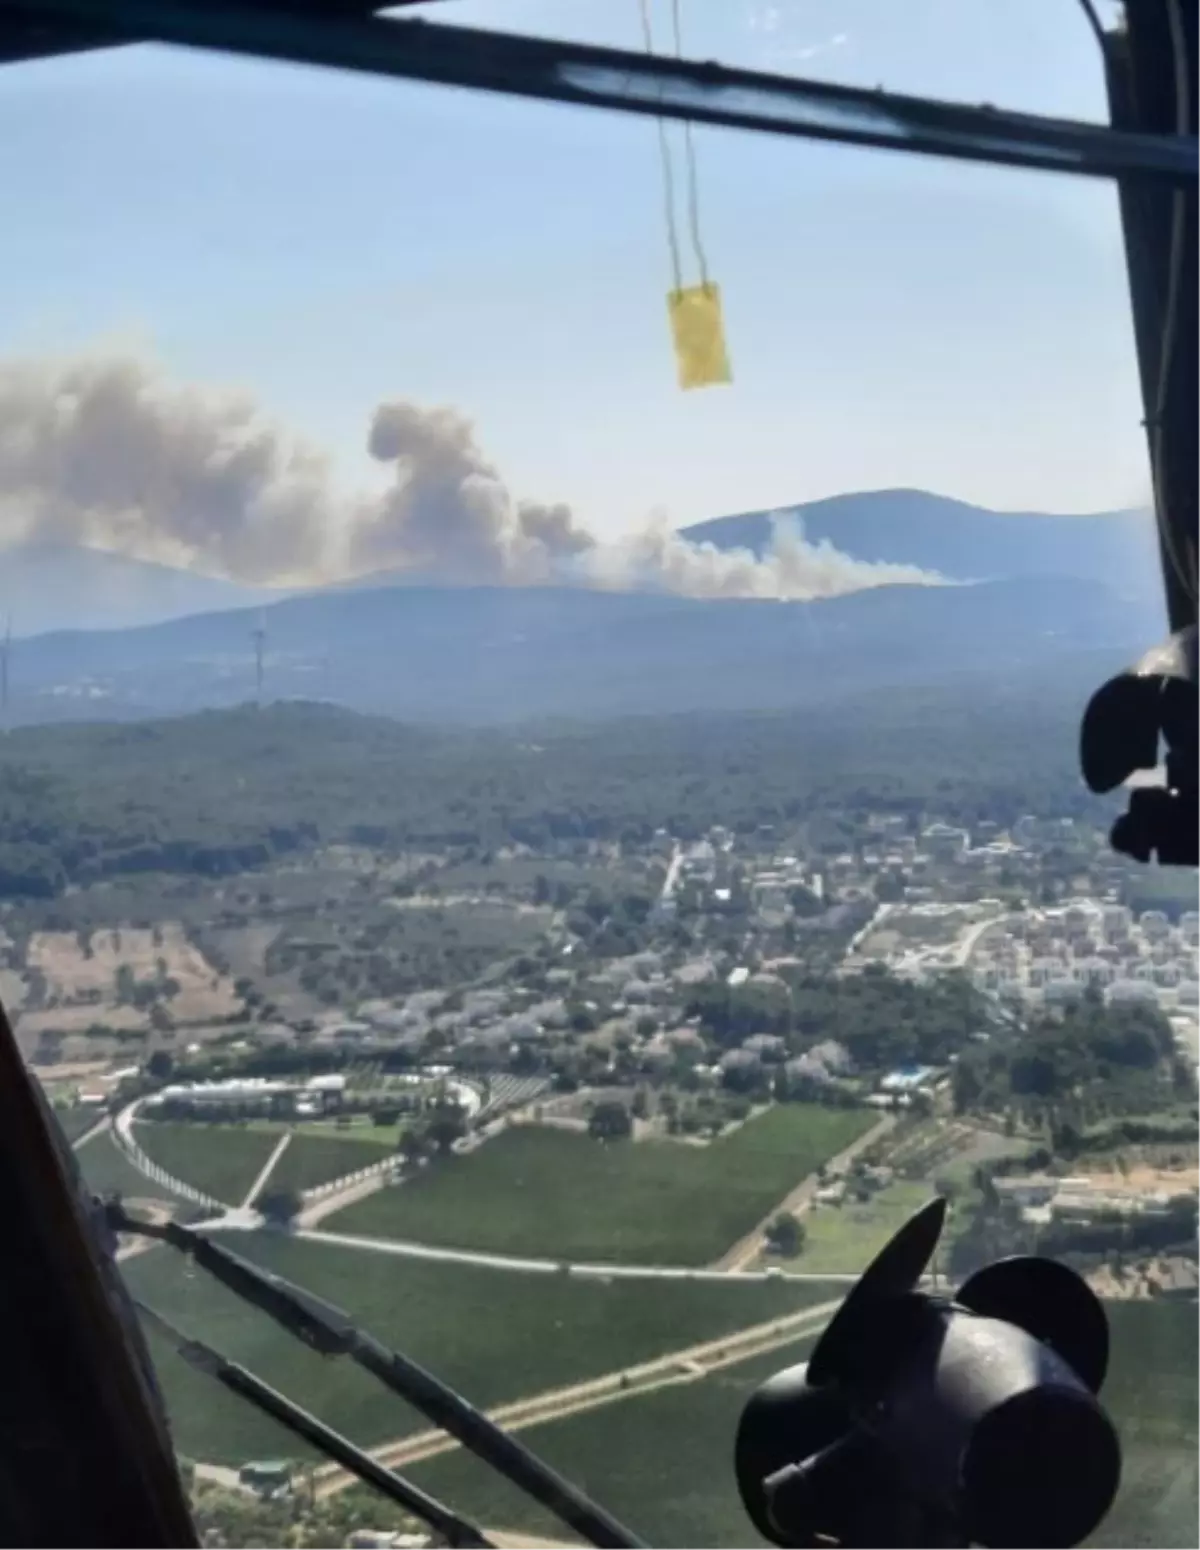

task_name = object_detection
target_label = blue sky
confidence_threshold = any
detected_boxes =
[0,0,1147,543]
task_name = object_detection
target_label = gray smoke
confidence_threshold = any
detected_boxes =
[0,354,333,583]
[354,400,595,582]
[0,352,940,599]
[580,513,936,599]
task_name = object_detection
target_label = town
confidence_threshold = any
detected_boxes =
[6,798,1196,1550]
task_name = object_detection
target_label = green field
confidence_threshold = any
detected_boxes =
[76,1130,185,1205]
[331,1105,876,1265]
[250,1113,408,1143]
[412,1333,822,1546]
[124,1232,843,1467]
[135,1122,282,1206]
[54,1104,107,1145]
[412,1299,1198,1549]
[771,1180,939,1275]
[266,1132,395,1195]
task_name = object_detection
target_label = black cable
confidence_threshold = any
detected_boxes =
[109,1207,647,1549]
[7,0,1196,186]
[1076,0,1105,52]
[135,1300,494,1549]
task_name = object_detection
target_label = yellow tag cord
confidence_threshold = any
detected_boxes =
[668,281,732,390]
[639,0,731,391]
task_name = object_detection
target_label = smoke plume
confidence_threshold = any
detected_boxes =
[355,400,596,583]
[0,352,940,599]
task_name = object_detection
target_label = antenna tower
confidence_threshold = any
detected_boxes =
[0,615,10,733]
[252,611,267,707]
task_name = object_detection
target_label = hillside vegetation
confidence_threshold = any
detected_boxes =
[0,682,1114,898]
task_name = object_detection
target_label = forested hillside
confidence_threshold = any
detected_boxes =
[0,675,1113,898]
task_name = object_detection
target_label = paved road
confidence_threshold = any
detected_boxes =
[293,1225,862,1283]
[715,1112,897,1273]
[71,1113,112,1151]
[295,1166,389,1229]
[659,844,683,904]
[241,1131,292,1210]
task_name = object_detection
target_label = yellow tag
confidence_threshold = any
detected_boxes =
[668,281,732,390]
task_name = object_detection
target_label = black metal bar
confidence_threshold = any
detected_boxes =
[109,1209,647,1550]
[6,0,1197,186]
[0,0,437,65]
[345,1326,646,1549]
[1104,0,1198,636]
[136,1301,495,1549]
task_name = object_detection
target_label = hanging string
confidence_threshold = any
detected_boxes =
[669,0,710,286]
[638,0,684,293]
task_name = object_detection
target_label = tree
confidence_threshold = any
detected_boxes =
[588,1101,633,1142]
[765,1213,806,1257]
[397,1128,429,1165]
[425,1103,468,1155]
[256,1188,303,1227]
[146,1049,174,1081]
[789,884,822,917]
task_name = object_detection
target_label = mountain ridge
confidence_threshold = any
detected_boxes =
[1,487,1159,638]
[679,488,1156,589]
[0,539,285,637]
[2,571,1161,728]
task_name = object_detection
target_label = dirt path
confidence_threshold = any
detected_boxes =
[488,1535,577,1549]
[295,1165,389,1229]
[242,1130,292,1209]
[715,1113,897,1273]
[311,1296,840,1498]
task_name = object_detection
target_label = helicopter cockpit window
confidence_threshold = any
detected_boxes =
[0,2,1195,1547]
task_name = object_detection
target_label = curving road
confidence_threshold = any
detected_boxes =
[104,1096,891,1285]
[290,1224,863,1283]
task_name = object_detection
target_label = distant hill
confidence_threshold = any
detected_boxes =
[0,542,285,637]
[680,489,1160,593]
[2,571,1162,727]
[0,486,1166,725]
[2,489,1160,638]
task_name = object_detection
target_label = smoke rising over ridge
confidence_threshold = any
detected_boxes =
[0,353,940,598]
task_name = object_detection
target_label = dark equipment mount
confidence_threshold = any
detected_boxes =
[107,1195,1122,1550]
[1080,0,1198,869]
[735,1199,1121,1549]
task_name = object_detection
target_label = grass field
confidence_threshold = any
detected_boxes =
[267,1132,395,1194]
[330,1105,875,1265]
[123,1234,842,1467]
[76,1129,186,1205]
[770,1179,938,1275]
[249,1114,407,1142]
[54,1105,107,1145]
[135,1122,281,1206]
[411,1333,822,1546]
[411,1299,1198,1549]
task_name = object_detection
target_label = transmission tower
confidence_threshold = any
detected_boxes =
[252,611,267,707]
[0,615,10,734]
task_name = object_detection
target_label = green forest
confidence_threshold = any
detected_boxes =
[952,990,1194,1128]
[0,680,1112,898]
